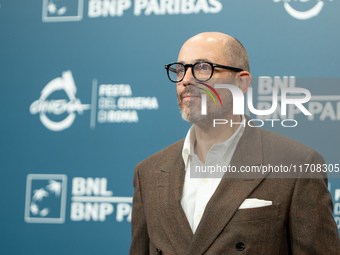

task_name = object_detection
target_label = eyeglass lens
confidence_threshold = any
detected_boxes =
[168,62,212,82]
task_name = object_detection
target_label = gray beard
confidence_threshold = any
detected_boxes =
[179,98,233,124]
[177,83,234,124]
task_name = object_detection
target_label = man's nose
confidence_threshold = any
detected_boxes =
[182,67,194,86]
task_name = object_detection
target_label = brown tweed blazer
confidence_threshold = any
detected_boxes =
[130,124,340,255]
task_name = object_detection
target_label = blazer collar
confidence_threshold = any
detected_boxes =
[186,119,269,255]
[157,118,269,255]
[157,141,194,255]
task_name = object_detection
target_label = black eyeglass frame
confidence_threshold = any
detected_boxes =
[164,61,244,83]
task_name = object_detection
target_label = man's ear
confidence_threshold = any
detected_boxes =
[237,71,252,94]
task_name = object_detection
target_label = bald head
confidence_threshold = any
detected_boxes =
[180,32,249,72]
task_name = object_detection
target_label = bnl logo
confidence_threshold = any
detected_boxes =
[25,174,67,223]
[199,82,312,117]
[42,0,84,22]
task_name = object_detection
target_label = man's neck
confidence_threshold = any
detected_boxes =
[192,114,242,164]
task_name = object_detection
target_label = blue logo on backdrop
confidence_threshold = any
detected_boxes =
[24,175,132,224]
[24,174,68,224]
[273,0,333,20]
[42,0,84,22]
[329,183,340,230]
[42,0,223,22]
[253,77,340,121]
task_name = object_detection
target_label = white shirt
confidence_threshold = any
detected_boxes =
[180,115,245,233]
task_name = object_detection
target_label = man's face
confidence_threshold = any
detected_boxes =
[176,37,236,123]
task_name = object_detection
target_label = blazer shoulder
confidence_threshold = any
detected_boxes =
[135,139,184,173]
[258,128,323,160]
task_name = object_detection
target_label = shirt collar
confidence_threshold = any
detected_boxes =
[182,115,245,169]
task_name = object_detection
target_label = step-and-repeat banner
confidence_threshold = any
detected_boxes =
[1,0,339,254]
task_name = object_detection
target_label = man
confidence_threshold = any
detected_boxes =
[130,32,340,254]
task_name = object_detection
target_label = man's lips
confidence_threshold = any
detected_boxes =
[182,94,201,100]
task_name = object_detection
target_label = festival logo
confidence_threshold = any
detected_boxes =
[30,70,90,131]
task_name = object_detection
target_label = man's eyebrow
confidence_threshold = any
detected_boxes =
[194,58,211,62]
[178,58,211,64]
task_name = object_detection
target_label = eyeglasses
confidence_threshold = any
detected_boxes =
[165,61,244,83]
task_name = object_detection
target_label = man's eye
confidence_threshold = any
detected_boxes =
[169,67,176,73]
[196,64,210,71]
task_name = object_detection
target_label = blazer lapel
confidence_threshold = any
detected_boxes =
[156,141,193,255]
[185,124,270,255]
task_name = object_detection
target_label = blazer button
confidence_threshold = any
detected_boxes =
[156,248,162,255]
[236,242,245,251]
